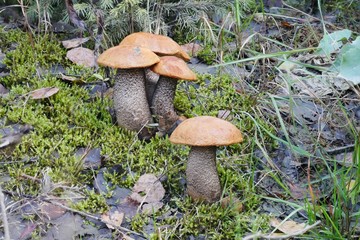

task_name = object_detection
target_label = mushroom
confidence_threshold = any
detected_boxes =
[169,116,243,203]
[119,32,190,102]
[97,45,160,140]
[150,56,196,135]
[119,32,190,61]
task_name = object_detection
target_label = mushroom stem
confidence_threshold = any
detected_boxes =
[151,76,179,133]
[144,68,159,103]
[113,68,154,140]
[186,146,221,203]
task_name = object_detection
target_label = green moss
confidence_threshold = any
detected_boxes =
[73,189,109,213]
[197,45,217,64]
[0,29,68,86]
[144,197,271,239]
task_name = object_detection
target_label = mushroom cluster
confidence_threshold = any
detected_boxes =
[97,32,195,139]
[97,32,244,204]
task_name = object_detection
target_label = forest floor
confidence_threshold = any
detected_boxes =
[0,2,360,239]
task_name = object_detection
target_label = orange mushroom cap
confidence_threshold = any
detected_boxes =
[150,56,197,81]
[119,32,190,61]
[169,116,243,147]
[97,45,160,69]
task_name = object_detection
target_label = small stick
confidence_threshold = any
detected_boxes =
[0,186,10,240]
[325,144,355,155]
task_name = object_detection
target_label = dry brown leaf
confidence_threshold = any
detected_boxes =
[220,196,243,213]
[30,87,59,99]
[142,202,164,215]
[129,174,165,208]
[181,43,202,57]
[62,37,90,49]
[66,47,96,68]
[0,83,9,95]
[270,218,307,234]
[58,73,85,84]
[101,210,124,229]
[40,202,67,220]
[287,182,321,200]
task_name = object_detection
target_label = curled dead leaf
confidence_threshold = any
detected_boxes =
[62,37,90,49]
[66,47,96,68]
[129,174,165,214]
[30,87,59,99]
[40,202,67,220]
[101,210,124,229]
[129,174,165,204]
[270,218,307,234]
[58,73,85,84]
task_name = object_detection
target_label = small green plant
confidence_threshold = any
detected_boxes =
[73,189,109,213]
[197,45,217,64]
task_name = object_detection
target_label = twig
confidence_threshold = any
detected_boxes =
[325,144,355,155]
[0,186,10,240]
[20,173,41,182]
[42,198,145,238]
[242,220,321,240]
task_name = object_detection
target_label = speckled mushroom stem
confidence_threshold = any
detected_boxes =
[186,146,221,203]
[151,76,179,133]
[144,68,159,103]
[113,68,154,140]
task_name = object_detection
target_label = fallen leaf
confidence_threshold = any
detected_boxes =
[270,218,307,234]
[44,212,98,239]
[142,202,164,215]
[30,87,59,99]
[40,202,67,220]
[181,43,202,57]
[62,37,90,49]
[74,147,102,170]
[129,174,165,204]
[18,223,37,240]
[58,73,85,84]
[220,196,243,213]
[66,47,96,68]
[0,83,9,95]
[101,210,124,229]
[287,182,321,200]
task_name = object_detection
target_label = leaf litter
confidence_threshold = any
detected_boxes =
[129,173,165,215]
[29,87,59,99]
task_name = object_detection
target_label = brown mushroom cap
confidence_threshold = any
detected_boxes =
[119,32,190,61]
[97,45,160,69]
[169,116,243,146]
[150,56,197,80]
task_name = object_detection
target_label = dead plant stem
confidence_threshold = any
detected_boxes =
[0,186,10,240]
